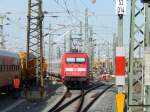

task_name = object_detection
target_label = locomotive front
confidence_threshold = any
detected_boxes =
[61,53,89,88]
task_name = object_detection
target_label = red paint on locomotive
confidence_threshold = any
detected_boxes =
[61,52,90,87]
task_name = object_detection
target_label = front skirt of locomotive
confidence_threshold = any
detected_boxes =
[64,76,89,89]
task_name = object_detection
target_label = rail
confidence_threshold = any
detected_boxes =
[81,84,114,112]
[49,83,105,112]
[48,88,69,112]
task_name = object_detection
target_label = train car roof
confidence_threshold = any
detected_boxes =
[0,49,19,58]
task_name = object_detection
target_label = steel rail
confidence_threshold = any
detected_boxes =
[75,90,85,112]
[50,83,105,112]
[48,88,69,112]
[81,84,114,112]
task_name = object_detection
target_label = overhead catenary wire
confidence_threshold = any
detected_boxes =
[53,0,82,23]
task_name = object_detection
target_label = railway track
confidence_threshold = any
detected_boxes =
[48,88,69,112]
[81,84,114,112]
[75,84,114,112]
[75,90,85,112]
[48,82,105,112]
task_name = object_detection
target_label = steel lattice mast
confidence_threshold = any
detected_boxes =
[0,15,5,49]
[26,0,44,95]
[128,0,149,111]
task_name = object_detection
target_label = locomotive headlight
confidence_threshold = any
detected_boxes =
[77,68,86,72]
[65,68,73,71]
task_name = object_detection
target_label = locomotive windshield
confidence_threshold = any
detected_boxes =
[66,57,85,64]
[76,58,85,63]
[66,58,75,64]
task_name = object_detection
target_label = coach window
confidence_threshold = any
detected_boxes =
[16,65,18,71]
[12,65,13,71]
[11,65,13,71]
[76,58,85,64]
[17,65,19,70]
[15,65,17,71]
[10,65,13,71]
[8,65,10,71]
[5,65,7,71]
[14,65,16,71]
[9,65,11,71]
[5,65,6,71]
[6,65,8,71]
[12,65,14,71]
[3,65,5,72]
[0,65,2,72]
[66,58,75,64]
[13,65,15,71]
[7,65,9,71]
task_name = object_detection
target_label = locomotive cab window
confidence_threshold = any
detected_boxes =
[66,57,85,64]
[66,58,75,64]
[76,58,85,64]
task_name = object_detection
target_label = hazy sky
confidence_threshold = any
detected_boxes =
[0,0,131,57]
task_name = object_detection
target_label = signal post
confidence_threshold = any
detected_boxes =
[115,0,126,111]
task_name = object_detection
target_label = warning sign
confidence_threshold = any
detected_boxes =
[144,47,150,85]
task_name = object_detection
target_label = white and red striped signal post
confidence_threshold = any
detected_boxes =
[115,47,126,112]
[115,0,126,111]
[115,47,125,86]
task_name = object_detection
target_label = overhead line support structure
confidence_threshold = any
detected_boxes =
[26,0,44,96]
[84,8,95,70]
[0,15,5,49]
[144,1,150,112]
[84,8,88,54]
[128,0,150,111]
[113,33,116,75]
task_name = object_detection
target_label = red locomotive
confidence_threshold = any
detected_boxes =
[61,52,90,88]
